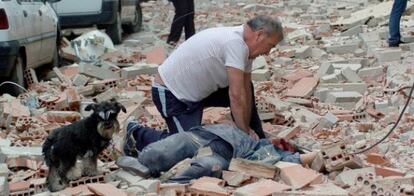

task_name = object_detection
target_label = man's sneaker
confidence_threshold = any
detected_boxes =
[389,40,406,47]
[389,42,400,47]
[122,120,141,157]
[116,156,150,178]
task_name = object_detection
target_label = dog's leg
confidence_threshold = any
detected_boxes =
[81,154,99,176]
[66,159,83,181]
[56,160,75,189]
[47,165,67,192]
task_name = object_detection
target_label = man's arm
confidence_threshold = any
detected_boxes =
[244,72,252,127]
[227,67,251,134]
[244,73,259,139]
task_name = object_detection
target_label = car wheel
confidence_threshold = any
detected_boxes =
[51,45,59,67]
[124,4,142,33]
[54,23,62,67]
[106,12,122,44]
[9,54,26,95]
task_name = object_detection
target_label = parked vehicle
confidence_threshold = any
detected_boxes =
[51,0,144,44]
[0,0,61,94]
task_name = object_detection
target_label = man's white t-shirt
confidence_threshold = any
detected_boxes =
[158,25,253,102]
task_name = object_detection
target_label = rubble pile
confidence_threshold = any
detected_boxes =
[1,0,414,195]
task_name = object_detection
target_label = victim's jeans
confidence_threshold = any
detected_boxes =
[137,131,233,183]
[128,124,302,183]
[389,0,408,45]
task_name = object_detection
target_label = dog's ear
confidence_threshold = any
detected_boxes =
[116,102,127,113]
[85,103,96,111]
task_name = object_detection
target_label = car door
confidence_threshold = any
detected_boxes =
[50,0,102,15]
[20,0,42,68]
[0,0,27,42]
[37,0,58,65]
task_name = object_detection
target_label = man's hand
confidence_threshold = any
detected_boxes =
[270,138,297,152]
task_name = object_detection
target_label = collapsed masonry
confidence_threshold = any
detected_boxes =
[1,0,414,195]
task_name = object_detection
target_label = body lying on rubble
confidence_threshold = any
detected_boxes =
[116,121,317,183]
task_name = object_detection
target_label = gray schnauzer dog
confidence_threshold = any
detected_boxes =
[42,99,126,192]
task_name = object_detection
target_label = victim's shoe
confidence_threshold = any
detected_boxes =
[122,120,141,157]
[116,156,150,178]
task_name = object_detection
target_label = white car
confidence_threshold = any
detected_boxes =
[0,0,60,94]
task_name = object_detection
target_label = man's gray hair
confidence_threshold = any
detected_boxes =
[247,15,284,39]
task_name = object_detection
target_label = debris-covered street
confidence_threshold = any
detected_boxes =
[1,0,414,195]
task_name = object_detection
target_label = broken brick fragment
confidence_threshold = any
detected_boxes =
[366,153,391,166]
[189,177,229,196]
[234,179,290,196]
[9,181,31,193]
[87,183,127,196]
[145,45,166,65]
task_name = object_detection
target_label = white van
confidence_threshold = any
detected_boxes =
[0,0,61,94]
[51,0,144,44]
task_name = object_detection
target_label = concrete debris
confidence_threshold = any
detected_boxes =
[72,74,90,87]
[342,67,362,83]
[251,69,271,81]
[317,112,338,130]
[341,25,363,37]
[374,48,402,63]
[347,172,404,195]
[325,91,363,110]
[294,46,312,59]
[332,1,414,30]
[78,63,120,80]
[335,167,376,187]
[120,63,158,78]
[326,42,360,55]
[2,1,414,195]
[252,56,268,70]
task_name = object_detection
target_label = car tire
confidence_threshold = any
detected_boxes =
[54,23,62,67]
[124,4,142,33]
[51,45,59,67]
[9,54,26,95]
[106,12,122,44]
